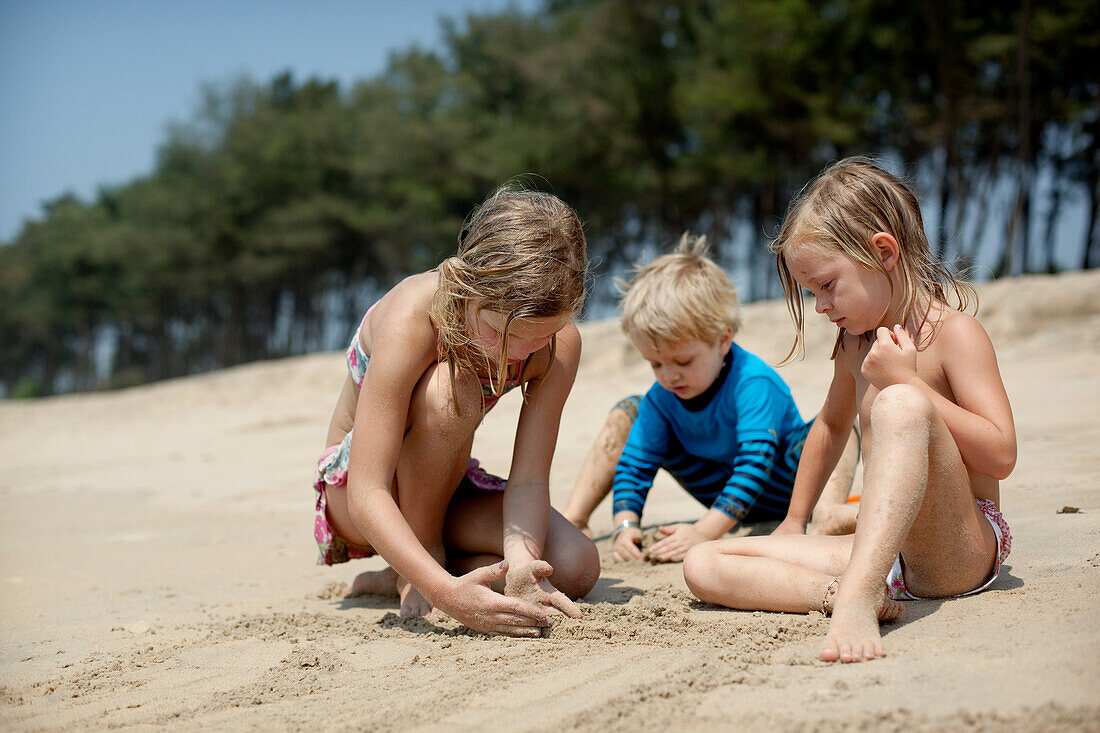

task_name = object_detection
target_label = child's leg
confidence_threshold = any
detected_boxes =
[560,400,636,534]
[326,363,485,613]
[683,533,903,618]
[822,384,998,663]
[809,427,860,535]
[390,365,488,614]
[444,489,600,600]
[684,533,852,612]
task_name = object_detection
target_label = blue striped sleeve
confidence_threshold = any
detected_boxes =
[611,396,670,518]
[710,438,780,521]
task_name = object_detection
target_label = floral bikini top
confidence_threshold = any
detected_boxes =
[345,307,523,413]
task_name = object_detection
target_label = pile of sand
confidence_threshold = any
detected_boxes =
[1,271,1098,731]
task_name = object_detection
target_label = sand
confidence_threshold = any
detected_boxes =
[1,270,1098,731]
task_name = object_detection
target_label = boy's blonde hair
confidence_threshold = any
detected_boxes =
[619,233,741,347]
[771,157,976,362]
[430,185,588,401]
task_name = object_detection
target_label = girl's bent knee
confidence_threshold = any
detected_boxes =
[871,384,934,426]
[683,543,718,602]
[554,539,600,599]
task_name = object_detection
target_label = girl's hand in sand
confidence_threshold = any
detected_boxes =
[647,523,706,562]
[613,526,644,562]
[504,559,583,619]
[441,561,551,637]
[772,516,807,536]
[861,325,918,390]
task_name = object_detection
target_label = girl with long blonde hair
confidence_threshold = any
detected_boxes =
[313,186,598,636]
[683,158,1015,663]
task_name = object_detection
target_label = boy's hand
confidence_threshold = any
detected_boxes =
[504,559,582,619]
[861,325,918,390]
[771,516,807,536]
[612,527,644,561]
[646,523,707,562]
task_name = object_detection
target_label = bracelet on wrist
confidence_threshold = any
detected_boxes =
[612,519,640,540]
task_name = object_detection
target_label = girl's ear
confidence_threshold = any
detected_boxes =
[870,232,900,272]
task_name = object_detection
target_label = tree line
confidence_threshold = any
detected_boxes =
[2,0,1097,397]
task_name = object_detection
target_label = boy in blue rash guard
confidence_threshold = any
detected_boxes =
[561,234,858,561]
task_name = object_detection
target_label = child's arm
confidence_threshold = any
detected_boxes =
[647,433,778,561]
[609,397,670,560]
[345,305,549,636]
[501,322,584,616]
[774,355,858,535]
[862,320,1016,479]
[645,507,734,562]
[649,376,826,558]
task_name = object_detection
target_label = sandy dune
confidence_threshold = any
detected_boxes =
[1,270,1098,731]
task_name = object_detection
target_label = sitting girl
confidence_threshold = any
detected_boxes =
[683,158,1015,663]
[314,186,599,637]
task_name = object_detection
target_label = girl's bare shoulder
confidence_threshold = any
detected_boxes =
[922,306,998,377]
[522,320,581,384]
[378,271,437,315]
[554,319,582,353]
[362,271,439,355]
[931,305,992,349]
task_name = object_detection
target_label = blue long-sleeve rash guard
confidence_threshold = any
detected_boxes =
[612,343,811,522]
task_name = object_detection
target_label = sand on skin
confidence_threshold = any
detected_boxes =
[1,271,1098,731]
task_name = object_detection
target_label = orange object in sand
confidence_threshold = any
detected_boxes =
[846,494,861,504]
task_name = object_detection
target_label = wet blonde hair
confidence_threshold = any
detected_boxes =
[429,185,588,405]
[771,157,976,362]
[619,233,741,348]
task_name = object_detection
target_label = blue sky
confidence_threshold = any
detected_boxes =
[0,0,535,242]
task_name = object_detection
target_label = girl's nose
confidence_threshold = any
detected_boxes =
[815,297,829,314]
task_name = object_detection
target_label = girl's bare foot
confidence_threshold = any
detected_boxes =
[397,577,434,618]
[349,566,399,597]
[350,567,433,616]
[820,578,903,662]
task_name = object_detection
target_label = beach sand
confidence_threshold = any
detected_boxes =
[1,270,1098,731]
